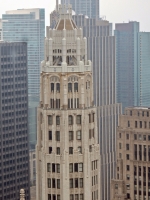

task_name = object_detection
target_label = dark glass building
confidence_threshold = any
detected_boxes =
[0,42,30,200]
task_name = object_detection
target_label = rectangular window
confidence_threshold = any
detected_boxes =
[142,111,144,116]
[80,194,83,200]
[126,154,130,160]
[143,135,146,141]
[126,174,130,180]
[57,179,60,189]
[130,111,132,116]
[148,135,150,141]
[56,147,60,155]
[49,131,52,140]
[47,163,51,172]
[147,112,149,117]
[145,121,147,128]
[69,163,73,173]
[89,145,92,152]
[52,163,55,173]
[119,143,122,149]
[57,195,60,200]
[56,116,60,125]
[69,115,73,125]
[80,178,83,188]
[49,147,52,154]
[74,163,78,172]
[76,115,81,124]
[75,178,78,188]
[48,194,51,200]
[126,184,130,190]
[56,131,60,141]
[126,165,130,171]
[56,164,60,173]
[48,178,51,188]
[48,115,53,125]
[140,121,142,128]
[126,144,129,150]
[128,121,130,127]
[50,99,54,108]
[75,194,78,200]
[52,179,55,188]
[56,99,60,109]
[126,134,129,139]
[78,163,83,172]
[70,195,74,200]
[89,114,91,123]
[69,131,73,141]
[69,147,73,154]
[70,179,73,188]
[76,130,81,140]
[134,134,137,140]
[135,121,137,128]
[119,133,121,138]
[78,146,82,154]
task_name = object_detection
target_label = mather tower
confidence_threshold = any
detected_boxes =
[36,4,100,200]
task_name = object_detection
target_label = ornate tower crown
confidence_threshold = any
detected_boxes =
[42,4,91,73]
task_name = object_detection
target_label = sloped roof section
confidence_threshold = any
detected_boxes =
[56,18,77,30]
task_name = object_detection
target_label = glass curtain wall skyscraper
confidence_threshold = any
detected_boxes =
[2,9,45,149]
[61,0,100,19]
[115,22,150,111]
[0,41,30,200]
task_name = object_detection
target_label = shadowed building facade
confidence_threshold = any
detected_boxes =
[0,42,30,200]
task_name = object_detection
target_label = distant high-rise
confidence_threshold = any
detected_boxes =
[115,22,139,112]
[0,42,30,200]
[137,32,150,107]
[61,0,100,19]
[115,22,150,112]
[111,107,150,200]
[0,19,2,40]
[36,4,100,200]
[2,8,45,149]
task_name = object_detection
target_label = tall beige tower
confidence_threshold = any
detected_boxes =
[36,4,100,200]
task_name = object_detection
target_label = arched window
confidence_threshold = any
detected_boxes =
[74,83,78,92]
[56,83,60,93]
[68,83,72,92]
[51,83,54,92]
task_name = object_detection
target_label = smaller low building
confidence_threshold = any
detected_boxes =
[111,107,150,200]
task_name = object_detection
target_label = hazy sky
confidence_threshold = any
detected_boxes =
[0,0,150,31]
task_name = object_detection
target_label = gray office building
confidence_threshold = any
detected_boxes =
[72,15,122,200]
[2,8,45,149]
[61,0,100,19]
[0,42,30,199]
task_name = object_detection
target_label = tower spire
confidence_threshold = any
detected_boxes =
[56,0,59,11]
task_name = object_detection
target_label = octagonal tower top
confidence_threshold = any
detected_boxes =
[41,4,92,73]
